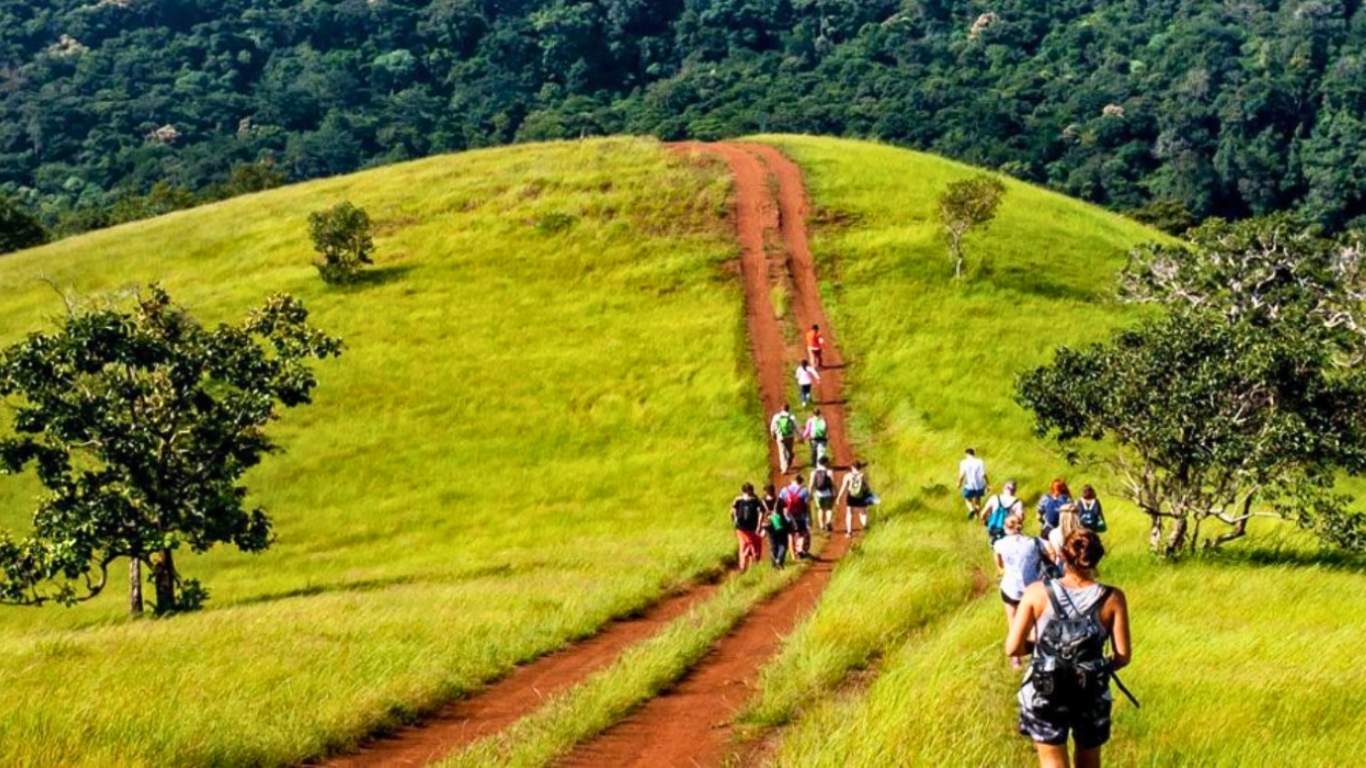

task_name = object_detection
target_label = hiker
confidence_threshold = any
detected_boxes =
[994,514,1042,669]
[958,448,989,519]
[1006,530,1132,768]
[806,324,826,368]
[836,460,873,537]
[795,359,822,407]
[770,403,798,473]
[762,485,792,569]
[1039,504,1080,582]
[1077,485,1107,534]
[984,480,1025,544]
[781,474,813,559]
[809,455,838,533]
[802,407,830,468]
[1037,479,1073,538]
[731,483,764,572]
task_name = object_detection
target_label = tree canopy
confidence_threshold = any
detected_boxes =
[1017,218,1366,556]
[1,2,1365,237]
[0,286,342,615]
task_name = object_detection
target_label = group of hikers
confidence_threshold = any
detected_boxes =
[731,326,879,570]
[960,449,1135,768]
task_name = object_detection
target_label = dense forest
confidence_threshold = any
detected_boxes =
[2,0,1365,241]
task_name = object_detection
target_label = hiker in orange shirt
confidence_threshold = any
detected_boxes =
[806,324,826,369]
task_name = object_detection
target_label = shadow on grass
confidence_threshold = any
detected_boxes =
[222,562,517,609]
[331,264,416,291]
[1207,546,1366,573]
[995,264,1103,303]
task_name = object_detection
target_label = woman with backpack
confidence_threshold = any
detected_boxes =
[809,455,838,533]
[1077,485,1107,533]
[1006,529,1132,768]
[984,480,1024,544]
[760,483,790,569]
[994,513,1042,669]
[730,483,764,572]
[836,460,873,537]
[1037,479,1072,538]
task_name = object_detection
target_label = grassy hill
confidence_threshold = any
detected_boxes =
[0,138,764,765]
[738,136,1366,766]
[2,135,1363,766]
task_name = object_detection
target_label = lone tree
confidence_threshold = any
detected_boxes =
[1,194,48,255]
[1017,217,1366,557]
[937,175,1006,278]
[308,201,374,284]
[0,285,341,616]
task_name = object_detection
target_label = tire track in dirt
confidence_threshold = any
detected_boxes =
[318,583,720,767]
[553,142,855,768]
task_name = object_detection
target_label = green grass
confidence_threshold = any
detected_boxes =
[0,138,764,765]
[746,136,1366,766]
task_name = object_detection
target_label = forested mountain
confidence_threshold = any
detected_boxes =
[2,0,1364,237]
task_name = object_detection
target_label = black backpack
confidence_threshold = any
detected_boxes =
[1027,581,1113,708]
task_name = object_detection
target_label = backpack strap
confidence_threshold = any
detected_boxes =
[1044,579,1068,618]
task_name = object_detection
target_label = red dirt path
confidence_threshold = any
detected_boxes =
[322,141,854,767]
[555,142,857,768]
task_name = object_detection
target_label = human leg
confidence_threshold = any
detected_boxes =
[1034,743,1070,768]
[1002,597,1021,668]
[1073,747,1101,768]
[776,437,792,473]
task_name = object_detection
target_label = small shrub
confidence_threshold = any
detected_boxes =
[308,201,375,284]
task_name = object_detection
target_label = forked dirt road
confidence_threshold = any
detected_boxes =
[556,143,856,767]
[322,142,854,767]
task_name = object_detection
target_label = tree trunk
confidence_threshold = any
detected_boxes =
[129,559,143,617]
[153,548,177,615]
[1166,516,1188,555]
[1148,513,1164,552]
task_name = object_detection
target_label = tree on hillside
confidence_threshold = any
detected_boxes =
[937,176,1006,278]
[308,201,375,284]
[1016,218,1366,557]
[0,285,342,616]
[0,195,48,255]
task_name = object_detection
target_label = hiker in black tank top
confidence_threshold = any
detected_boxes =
[1006,530,1132,768]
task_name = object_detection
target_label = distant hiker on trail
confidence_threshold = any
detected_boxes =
[1037,479,1073,538]
[837,460,874,537]
[1077,485,1107,534]
[780,474,813,560]
[958,448,989,519]
[994,514,1042,670]
[984,480,1025,544]
[731,483,764,572]
[1007,530,1133,768]
[770,404,798,474]
[1040,504,1081,580]
[795,360,822,407]
[762,483,792,569]
[809,455,838,533]
[802,407,830,468]
[806,324,826,369]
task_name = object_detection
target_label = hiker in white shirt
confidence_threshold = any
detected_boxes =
[795,360,821,407]
[957,447,989,519]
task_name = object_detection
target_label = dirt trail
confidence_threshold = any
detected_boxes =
[320,584,719,767]
[555,142,855,768]
[323,141,852,768]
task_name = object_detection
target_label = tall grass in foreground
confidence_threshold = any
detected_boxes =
[750,136,1366,766]
[0,139,761,764]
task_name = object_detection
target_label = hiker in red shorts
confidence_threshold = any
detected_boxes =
[730,482,764,572]
[806,324,826,369]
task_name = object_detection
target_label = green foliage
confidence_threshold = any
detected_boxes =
[307,201,375,284]
[1019,218,1366,555]
[937,175,1006,278]
[0,285,341,615]
[4,2,1366,238]
[0,195,47,254]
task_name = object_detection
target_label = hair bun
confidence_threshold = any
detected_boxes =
[1062,530,1105,570]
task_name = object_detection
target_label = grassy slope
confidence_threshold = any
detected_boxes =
[748,136,1366,766]
[0,138,763,765]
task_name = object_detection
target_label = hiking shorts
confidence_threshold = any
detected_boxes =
[816,493,835,511]
[1018,679,1112,749]
[791,512,811,535]
[1000,589,1021,607]
[962,487,985,500]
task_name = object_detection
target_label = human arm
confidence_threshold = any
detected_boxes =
[994,550,1005,578]
[1005,582,1047,656]
[1104,588,1131,670]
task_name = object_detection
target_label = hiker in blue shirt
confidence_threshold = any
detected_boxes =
[780,475,813,559]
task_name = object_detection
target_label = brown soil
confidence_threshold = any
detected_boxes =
[322,141,852,768]
[553,143,856,768]
[320,584,721,767]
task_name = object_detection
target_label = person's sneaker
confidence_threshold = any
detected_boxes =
[825,523,833,532]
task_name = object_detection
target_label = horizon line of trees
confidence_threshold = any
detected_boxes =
[2,0,1366,250]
